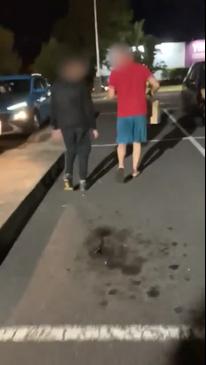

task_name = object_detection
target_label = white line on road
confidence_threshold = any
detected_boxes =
[92,143,116,148]
[164,109,205,157]
[192,136,205,140]
[92,136,205,148]
[0,325,204,343]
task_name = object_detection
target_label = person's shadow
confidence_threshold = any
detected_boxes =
[87,112,199,188]
[87,145,137,189]
[139,114,198,173]
[87,149,118,189]
[87,115,169,188]
[171,305,205,365]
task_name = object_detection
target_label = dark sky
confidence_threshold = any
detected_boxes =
[0,0,68,64]
[0,0,205,64]
[131,0,205,41]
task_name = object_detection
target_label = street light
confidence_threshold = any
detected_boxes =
[93,0,102,92]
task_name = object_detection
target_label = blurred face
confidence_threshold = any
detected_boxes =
[61,60,87,82]
[109,47,132,69]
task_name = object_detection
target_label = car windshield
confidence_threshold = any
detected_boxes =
[0,79,30,95]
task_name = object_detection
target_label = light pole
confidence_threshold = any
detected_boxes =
[93,0,102,92]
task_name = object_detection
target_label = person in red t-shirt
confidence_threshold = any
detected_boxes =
[108,44,160,182]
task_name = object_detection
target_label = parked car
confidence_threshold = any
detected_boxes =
[182,62,205,119]
[0,74,51,135]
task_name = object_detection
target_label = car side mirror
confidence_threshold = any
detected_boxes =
[185,78,196,88]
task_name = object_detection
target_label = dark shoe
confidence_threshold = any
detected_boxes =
[116,168,125,183]
[64,175,74,191]
[80,180,87,193]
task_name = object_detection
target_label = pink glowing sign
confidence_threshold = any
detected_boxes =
[186,40,205,67]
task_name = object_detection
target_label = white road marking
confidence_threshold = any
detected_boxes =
[150,136,205,143]
[92,136,205,148]
[0,325,204,343]
[193,136,205,140]
[92,143,116,148]
[164,109,205,157]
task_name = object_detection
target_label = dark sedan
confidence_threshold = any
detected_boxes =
[182,61,205,120]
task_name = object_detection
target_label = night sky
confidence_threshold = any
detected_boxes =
[132,0,205,41]
[0,0,205,64]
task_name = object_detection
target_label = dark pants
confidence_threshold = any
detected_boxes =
[62,127,91,180]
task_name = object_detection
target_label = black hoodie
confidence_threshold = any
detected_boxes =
[51,80,96,130]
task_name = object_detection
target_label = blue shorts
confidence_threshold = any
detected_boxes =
[117,115,147,144]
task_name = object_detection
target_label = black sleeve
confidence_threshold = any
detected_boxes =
[50,84,59,130]
[83,85,97,130]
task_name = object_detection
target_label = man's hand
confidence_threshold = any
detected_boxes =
[92,129,99,140]
[108,86,116,100]
[52,129,62,142]
[148,76,160,95]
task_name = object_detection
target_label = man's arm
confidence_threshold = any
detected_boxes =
[50,84,63,142]
[108,86,116,100]
[108,70,117,100]
[148,75,160,95]
[83,85,99,139]
[50,84,59,130]
[83,85,97,130]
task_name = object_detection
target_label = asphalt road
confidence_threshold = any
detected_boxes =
[0,95,205,364]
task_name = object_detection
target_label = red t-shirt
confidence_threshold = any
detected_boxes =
[109,61,152,117]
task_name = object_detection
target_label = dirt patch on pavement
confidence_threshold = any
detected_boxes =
[84,226,147,277]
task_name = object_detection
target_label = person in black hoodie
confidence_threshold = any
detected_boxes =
[51,57,99,192]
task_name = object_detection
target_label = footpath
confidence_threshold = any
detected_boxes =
[0,129,64,263]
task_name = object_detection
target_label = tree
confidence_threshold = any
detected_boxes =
[32,38,70,81]
[54,0,133,60]
[129,21,159,71]
[143,34,159,70]
[0,26,21,74]
[129,20,145,46]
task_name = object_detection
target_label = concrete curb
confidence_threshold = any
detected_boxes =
[92,87,182,103]
[0,153,64,265]
[158,85,183,93]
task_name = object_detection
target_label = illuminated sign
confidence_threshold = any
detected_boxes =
[186,40,205,66]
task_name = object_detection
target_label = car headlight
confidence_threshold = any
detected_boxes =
[13,110,28,121]
[7,102,28,111]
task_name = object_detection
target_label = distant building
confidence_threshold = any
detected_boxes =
[101,40,205,79]
[154,40,205,69]
[154,42,186,69]
[185,40,205,67]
